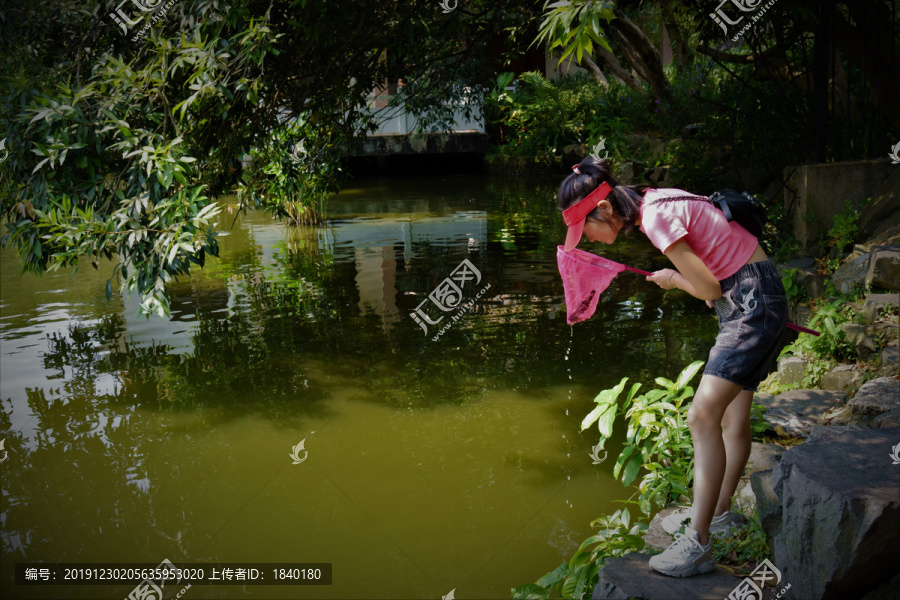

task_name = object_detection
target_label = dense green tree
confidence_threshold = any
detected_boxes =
[0,0,542,316]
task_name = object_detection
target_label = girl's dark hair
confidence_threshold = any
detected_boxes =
[557,157,650,234]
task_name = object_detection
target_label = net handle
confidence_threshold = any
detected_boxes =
[623,265,653,276]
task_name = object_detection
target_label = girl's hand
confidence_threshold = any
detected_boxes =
[706,299,715,309]
[647,269,678,290]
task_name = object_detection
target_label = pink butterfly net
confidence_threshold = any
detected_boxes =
[556,245,819,335]
[557,246,650,324]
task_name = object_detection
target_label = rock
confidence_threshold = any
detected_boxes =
[787,303,813,332]
[746,441,785,473]
[831,253,870,294]
[861,293,900,323]
[643,506,679,552]
[755,389,848,416]
[842,322,879,361]
[877,346,900,378]
[775,356,808,385]
[780,257,815,271]
[778,257,824,298]
[645,165,670,186]
[750,470,781,555]
[842,321,867,344]
[762,407,816,437]
[866,246,900,291]
[734,478,757,516]
[869,221,900,247]
[647,137,666,160]
[869,320,900,346]
[820,364,862,392]
[873,407,900,428]
[847,376,900,425]
[562,143,590,164]
[858,337,879,361]
[857,165,900,240]
[865,293,900,309]
[618,160,645,185]
[771,426,900,600]
[625,134,650,152]
[592,553,778,600]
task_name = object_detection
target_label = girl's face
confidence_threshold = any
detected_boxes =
[583,215,623,245]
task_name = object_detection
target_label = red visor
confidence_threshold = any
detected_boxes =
[562,182,613,252]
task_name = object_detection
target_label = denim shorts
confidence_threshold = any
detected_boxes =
[704,260,788,391]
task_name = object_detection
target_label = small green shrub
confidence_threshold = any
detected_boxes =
[581,360,704,514]
[710,507,771,565]
[512,361,705,600]
[511,506,647,600]
[781,268,807,303]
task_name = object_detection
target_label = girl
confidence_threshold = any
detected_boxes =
[558,157,787,578]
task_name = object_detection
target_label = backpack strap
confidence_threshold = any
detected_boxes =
[646,193,710,206]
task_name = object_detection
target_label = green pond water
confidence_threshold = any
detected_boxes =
[0,174,719,599]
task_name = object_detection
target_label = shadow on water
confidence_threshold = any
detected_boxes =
[0,173,719,599]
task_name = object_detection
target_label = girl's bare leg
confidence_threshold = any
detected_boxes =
[687,374,743,546]
[717,389,754,515]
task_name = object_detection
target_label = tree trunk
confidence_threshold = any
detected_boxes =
[610,8,669,101]
[593,45,646,95]
[659,0,689,70]
[580,54,609,87]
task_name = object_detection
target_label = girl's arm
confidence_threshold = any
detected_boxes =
[646,239,722,301]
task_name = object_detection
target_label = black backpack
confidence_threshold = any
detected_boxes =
[708,189,766,238]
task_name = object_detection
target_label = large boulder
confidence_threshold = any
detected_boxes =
[831,253,871,294]
[771,425,900,600]
[847,376,900,426]
[750,469,781,555]
[820,364,862,392]
[866,246,900,291]
[592,553,784,599]
[746,441,785,473]
[755,389,848,416]
[773,356,808,386]
[876,346,900,378]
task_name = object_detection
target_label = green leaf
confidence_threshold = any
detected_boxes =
[535,561,568,589]
[581,404,604,431]
[622,455,642,486]
[596,403,617,438]
[560,565,587,599]
[675,361,706,390]
[655,376,675,390]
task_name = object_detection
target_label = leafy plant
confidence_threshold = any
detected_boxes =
[710,507,771,565]
[778,297,861,386]
[582,360,705,514]
[511,506,647,600]
[781,268,807,303]
[513,361,705,600]
[532,0,616,67]
[823,199,865,258]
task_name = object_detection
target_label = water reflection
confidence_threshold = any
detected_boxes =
[1,174,719,599]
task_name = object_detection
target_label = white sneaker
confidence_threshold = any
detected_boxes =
[661,506,736,536]
[648,526,716,577]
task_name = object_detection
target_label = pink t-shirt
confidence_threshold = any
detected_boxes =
[639,188,758,281]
